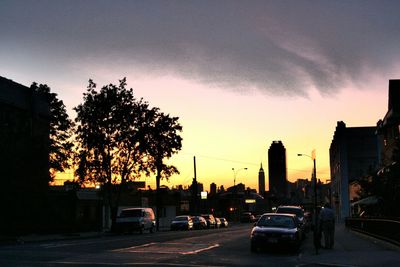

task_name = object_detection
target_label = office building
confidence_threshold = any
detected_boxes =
[268,141,288,198]
[329,121,378,221]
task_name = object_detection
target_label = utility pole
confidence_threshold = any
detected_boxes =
[192,156,198,214]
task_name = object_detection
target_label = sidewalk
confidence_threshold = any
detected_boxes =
[0,225,174,245]
[0,231,107,245]
[297,223,400,266]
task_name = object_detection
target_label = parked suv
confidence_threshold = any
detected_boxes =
[115,207,155,234]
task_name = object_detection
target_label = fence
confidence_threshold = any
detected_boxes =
[345,217,400,246]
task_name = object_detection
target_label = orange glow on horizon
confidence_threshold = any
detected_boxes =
[53,75,387,193]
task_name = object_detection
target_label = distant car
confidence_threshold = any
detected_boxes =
[192,216,207,230]
[275,205,306,234]
[201,214,216,228]
[250,213,302,252]
[215,217,221,228]
[115,207,155,234]
[171,215,193,230]
[240,212,256,223]
[219,217,229,227]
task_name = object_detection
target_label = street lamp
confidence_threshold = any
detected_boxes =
[232,167,248,186]
[298,150,318,254]
[297,152,317,209]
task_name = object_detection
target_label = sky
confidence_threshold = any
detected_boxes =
[1,0,399,191]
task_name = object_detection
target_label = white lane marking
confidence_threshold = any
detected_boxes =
[113,242,157,252]
[180,243,220,255]
[113,242,220,255]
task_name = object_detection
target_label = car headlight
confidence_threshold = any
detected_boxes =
[251,231,265,237]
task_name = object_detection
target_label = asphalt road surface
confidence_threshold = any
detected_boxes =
[0,223,399,267]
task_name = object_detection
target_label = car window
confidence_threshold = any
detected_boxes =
[175,216,188,221]
[276,207,304,217]
[120,209,142,217]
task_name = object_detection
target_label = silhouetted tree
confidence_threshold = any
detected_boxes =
[74,78,179,229]
[145,109,182,230]
[30,82,73,181]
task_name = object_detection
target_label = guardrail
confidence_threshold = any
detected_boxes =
[345,217,400,246]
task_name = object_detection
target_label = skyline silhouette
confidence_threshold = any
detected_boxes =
[1,1,399,189]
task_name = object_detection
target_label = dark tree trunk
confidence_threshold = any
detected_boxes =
[156,172,161,231]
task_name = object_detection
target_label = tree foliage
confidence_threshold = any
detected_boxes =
[146,109,183,181]
[74,78,144,185]
[30,82,73,180]
[73,77,182,186]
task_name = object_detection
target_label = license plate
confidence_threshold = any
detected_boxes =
[267,238,278,243]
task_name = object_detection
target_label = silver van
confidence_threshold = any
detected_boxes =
[115,207,156,233]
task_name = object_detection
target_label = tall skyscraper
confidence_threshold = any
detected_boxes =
[268,141,288,198]
[258,163,265,195]
[210,182,217,195]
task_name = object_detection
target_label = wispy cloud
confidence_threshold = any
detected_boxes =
[1,0,400,96]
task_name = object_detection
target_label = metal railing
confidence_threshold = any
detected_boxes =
[345,217,400,246]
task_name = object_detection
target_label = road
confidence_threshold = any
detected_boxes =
[0,223,399,266]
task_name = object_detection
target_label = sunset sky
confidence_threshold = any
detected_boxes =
[1,1,399,191]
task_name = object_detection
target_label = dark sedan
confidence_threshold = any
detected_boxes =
[192,216,207,230]
[250,213,301,252]
[170,215,193,230]
[275,205,307,234]
[201,214,216,228]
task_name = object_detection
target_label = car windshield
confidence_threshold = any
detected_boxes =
[174,216,188,221]
[119,209,142,217]
[276,207,304,217]
[257,215,295,228]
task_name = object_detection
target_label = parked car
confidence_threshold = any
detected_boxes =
[201,214,216,228]
[192,216,207,230]
[215,217,221,228]
[275,205,307,234]
[170,215,193,230]
[240,212,256,223]
[250,213,302,252]
[115,207,155,234]
[219,217,229,227]
[255,214,263,222]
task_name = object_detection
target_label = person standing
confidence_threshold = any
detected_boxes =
[319,203,335,249]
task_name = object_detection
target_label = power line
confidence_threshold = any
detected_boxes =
[181,152,259,166]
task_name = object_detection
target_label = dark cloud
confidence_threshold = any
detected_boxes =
[1,0,400,96]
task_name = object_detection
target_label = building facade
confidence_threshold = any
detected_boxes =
[268,141,288,199]
[0,76,50,234]
[375,79,400,217]
[329,121,378,221]
[376,80,400,167]
[210,182,217,195]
